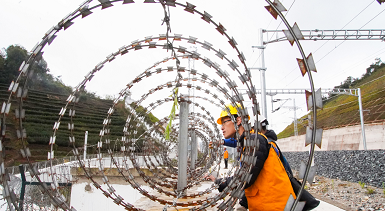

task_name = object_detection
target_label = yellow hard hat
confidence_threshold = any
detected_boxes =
[217,103,250,124]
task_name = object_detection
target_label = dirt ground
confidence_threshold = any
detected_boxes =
[306,175,385,210]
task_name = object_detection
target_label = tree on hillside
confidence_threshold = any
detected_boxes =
[365,58,384,77]
[0,45,48,84]
[0,52,5,77]
[323,58,384,103]
[0,45,72,94]
[0,45,29,84]
[338,76,354,89]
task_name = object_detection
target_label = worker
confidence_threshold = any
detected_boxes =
[223,147,228,169]
[258,115,293,175]
[206,103,295,211]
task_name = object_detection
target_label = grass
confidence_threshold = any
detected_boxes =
[278,66,385,138]
[366,188,375,195]
[359,181,365,189]
[0,84,160,167]
[321,186,328,193]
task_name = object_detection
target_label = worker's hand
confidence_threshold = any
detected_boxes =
[204,173,216,182]
[209,140,223,149]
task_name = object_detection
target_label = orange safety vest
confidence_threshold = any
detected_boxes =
[224,150,228,159]
[244,141,296,211]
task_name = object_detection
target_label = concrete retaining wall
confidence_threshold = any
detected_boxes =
[278,122,385,188]
[278,122,385,151]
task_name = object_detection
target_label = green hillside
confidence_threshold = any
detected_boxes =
[278,61,385,138]
[0,45,161,166]
[0,84,160,165]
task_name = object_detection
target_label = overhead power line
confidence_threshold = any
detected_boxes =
[264,0,383,89]
[318,47,385,87]
[267,0,296,43]
[251,0,295,68]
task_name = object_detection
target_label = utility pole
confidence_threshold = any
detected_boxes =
[293,99,298,136]
[251,28,268,120]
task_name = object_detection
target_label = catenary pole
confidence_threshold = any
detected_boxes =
[84,131,88,161]
[260,28,268,120]
[191,129,197,169]
[250,29,268,120]
[177,101,188,194]
[357,88,367,150]
[293,99,298,136]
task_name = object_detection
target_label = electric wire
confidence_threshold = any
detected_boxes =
[267,0,296,43]
[249,50,263,69]
[273,74,385,132]
[318,47,385,86]
[312,0,376,54]
[293,74,385,128]
[281,78,385,127]
[264,17,275,31]
[269,1,383,133]
[249,0,293,69]
[283,74,302,88]
[275,64,298,86]
[358,70,385,87]
[358,7,385,29]
[278,1,380,88]
[265,0,288,30]
[283,37,384,89]
[322,87,385,110]
[314,5,384,64]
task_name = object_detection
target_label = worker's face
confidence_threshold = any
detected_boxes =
[221,116,236,139]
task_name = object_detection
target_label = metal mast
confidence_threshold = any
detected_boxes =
[251,28,268,119]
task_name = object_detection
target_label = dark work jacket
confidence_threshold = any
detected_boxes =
[215,132,269,190]
[243,133,269,189]
[264,129,277,142]
[265,129,293,175]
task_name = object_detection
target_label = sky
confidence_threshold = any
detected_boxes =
[1,0,385,134]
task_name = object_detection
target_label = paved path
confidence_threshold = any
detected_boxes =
[315,200,345,211]
[133,162,347,210]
